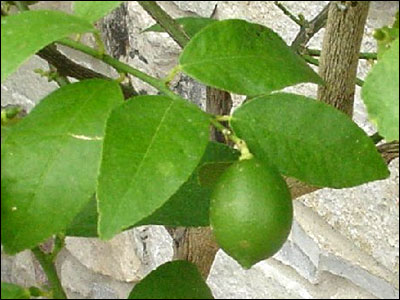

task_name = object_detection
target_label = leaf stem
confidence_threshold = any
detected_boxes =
[56,38,180,100]
[163,65,182,85]
[210,119,253,160]
[32,246,67,299]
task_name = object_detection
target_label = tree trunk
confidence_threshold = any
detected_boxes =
[171,88,232,279]
[317,1,370,116]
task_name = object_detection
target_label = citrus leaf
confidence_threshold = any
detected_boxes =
[1,80,123,254]
[179,19,323,96]
[97,95,210,239]
[231,93,389,188]
[66,142,238,237]
[144,17,217,38]
[74,1,124,24]
[362,38,399,141]
[1,10,95,82]
[128,261,213,299]
[1,282,30,299]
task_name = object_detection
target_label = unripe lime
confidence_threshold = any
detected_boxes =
[210,158,293,269]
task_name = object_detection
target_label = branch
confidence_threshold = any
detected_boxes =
[138,1,190,48]
[274,1,304,27]
[32,247,66,299]
[37,45,137,98]
[56,38,179,100]
[307,48,378,60]
[378,141,399,164]
[291,2,330,51]
[302,54,364,86]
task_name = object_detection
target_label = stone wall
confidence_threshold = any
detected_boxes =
[1,1,399,299]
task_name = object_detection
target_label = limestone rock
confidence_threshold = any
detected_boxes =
[65,226,173,283]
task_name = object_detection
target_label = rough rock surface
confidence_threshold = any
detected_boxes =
[1,1,399,299]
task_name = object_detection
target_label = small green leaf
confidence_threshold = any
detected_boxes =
[128,261,214,299]
[1,80,123,254]
[362,38,399,141]
[144,17,217,38]
[1,10,95,82]
[1,282,30,299]
[66,142,239,237]
[231,93,389,188]
[97,95,210,239]
[179,19,322,96]
[74,1,124,24]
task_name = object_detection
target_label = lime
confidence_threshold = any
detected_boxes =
[210,158,293,269]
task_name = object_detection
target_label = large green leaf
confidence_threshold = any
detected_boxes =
[144,17,217,38]
[66,142,239,237]
[128,261,213,299]
[74,1,124,24]
[179,19,323,96]
[1,10,95,82]
[231,93,389,188]
[1,80,123,254]
[1,282,30,299]
[362,38,399,141]
[97,95,210,239]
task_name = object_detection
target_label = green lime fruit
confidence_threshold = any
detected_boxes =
[210,158,293,269]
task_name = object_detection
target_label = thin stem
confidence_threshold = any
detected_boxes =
[32,247,67,299]
[274,1,304,27]
[302,55,364,87]
[210,119,253,160]
[37,45,137,99]
[163,65,182,85]
[291,3,329,51]
[307,48,377,60]
[48,65,70,87]
[138,1,190,48]
[56,38,180,100]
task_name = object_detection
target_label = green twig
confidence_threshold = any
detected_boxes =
[291,3,329,51]
[163,65,182,85]
[302,55,364,87]
[307,48,377,60]
[274,1,304,27]
[210,118,253,160]
[94,32,106,57]
[56,38,180,100]
[138,1,190,48]
[32,247,67,299]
